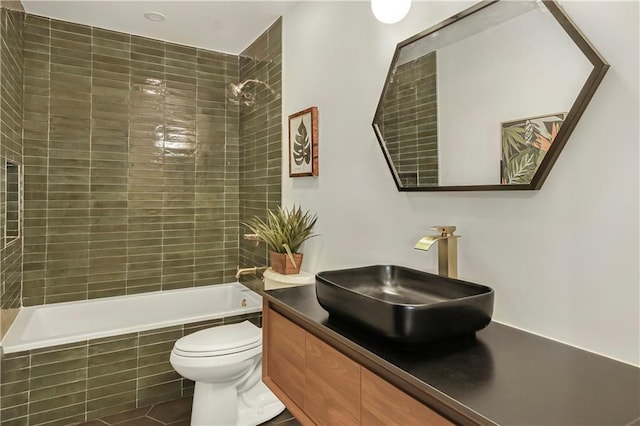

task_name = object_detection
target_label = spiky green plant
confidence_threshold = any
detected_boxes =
[243,206,317,263]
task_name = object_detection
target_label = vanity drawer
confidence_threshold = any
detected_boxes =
[305,332,360,426]
[361,368,453,426]
[265,309,306,408]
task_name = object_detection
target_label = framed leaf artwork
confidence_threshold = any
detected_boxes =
[500,112,566,185]
[289,107,318,177]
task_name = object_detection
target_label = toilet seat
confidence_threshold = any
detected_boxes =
[173,321,261,357]
[173,341,261,358]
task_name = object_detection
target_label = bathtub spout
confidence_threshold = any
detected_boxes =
[235,265,268,279]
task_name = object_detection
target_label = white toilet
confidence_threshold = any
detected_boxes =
[170,321,285,426]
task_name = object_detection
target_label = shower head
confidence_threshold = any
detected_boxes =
[229,82,245,97]
[228,79,280,107]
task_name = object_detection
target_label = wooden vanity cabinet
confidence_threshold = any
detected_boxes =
[306,332,361,425]
[264,307,306,408]
[361,368,452,426]
[263,303,453,426]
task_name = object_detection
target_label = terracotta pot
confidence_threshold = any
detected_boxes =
[270,251,303,275]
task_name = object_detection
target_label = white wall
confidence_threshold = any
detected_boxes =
[438,8,592,185]
[282,1,639,366]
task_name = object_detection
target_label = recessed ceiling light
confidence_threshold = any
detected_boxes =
[144,12,166,22]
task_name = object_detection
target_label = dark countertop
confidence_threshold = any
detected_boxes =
[263,285,640,426]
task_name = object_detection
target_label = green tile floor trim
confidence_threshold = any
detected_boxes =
[0,312,261,425]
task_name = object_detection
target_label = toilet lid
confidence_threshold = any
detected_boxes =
[174,321,261,356]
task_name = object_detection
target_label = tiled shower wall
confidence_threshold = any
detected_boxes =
[380,52,438,186]
[0,7,24,338]
[0,10,282,426]
[239,19,282,270]
[21,15,243,306]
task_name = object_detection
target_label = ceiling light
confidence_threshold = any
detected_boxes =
[144,12,166,22]
[371,0,411,24]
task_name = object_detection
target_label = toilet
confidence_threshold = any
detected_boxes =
[170,321,285,426]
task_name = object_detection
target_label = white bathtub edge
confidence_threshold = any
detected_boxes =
[1,282,263,354]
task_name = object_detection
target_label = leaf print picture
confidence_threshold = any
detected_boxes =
[289,107,319,177]
[293,120,311,166]
[500,112,566,185]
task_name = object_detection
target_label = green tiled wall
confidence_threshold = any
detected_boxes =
[0,7,24,338]
[239,19,282,269]
[1,10,281,424]
[21,15,243,305]
[0,312,261,425]
[380,52,438,186]
[87,332,138,420]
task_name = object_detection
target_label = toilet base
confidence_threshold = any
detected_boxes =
[190,380,285,426]
[237,381,285,426]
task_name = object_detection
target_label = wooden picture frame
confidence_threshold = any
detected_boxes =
[289,107,318,177]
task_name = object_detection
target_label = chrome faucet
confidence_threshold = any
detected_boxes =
[414,226,460,279]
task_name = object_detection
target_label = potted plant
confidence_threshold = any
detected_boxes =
[243,205,317,275]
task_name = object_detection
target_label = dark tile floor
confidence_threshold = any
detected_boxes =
[78,397,300,426]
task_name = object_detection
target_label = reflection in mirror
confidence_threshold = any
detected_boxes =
[5,161,20,244]
[378,52,439,187]
[373,0,609,191]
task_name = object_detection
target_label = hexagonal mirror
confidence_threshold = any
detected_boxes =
[372,0,609,191]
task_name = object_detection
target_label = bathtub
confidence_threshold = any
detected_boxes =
[1,282,262,354]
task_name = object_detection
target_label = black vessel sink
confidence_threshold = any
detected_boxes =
[316,265,494,345]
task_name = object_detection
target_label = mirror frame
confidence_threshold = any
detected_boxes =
[372,0,609,191]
